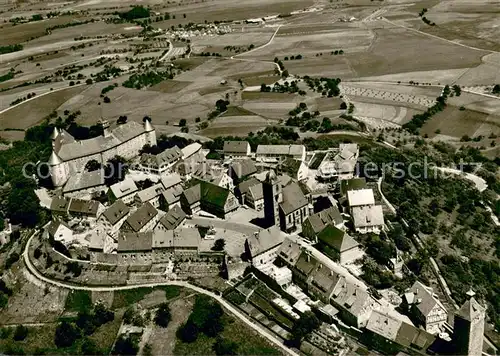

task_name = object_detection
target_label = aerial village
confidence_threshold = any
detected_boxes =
[33,120,486,355]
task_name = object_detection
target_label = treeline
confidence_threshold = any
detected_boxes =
[304,76,341,97]
[46,19,95,34]
[402,85,451,134]
[118,6,150,21]
[123,70,173,89]
[0,44,23,55]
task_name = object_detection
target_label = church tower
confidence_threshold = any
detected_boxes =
[453,290,485,356]
[263,170,282,228]
[143,119,157,146]
[49,127,69,187]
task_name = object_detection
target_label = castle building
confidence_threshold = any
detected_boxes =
[49,120,156,187]
[453,292,485,356]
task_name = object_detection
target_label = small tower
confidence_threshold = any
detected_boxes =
[263,170,282,229]
[390,248,404,278]
[100,119,111,138]
[48,150,69,187]
[453,291,485,356]
[143,118,157,146]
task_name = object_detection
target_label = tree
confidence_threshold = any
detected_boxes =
[112,335,139,355]
[155,302,172,327]
[55,321,80,348]
[143,115,152,122]
[212,238,225,251]
[493,84,500,94]
[104,155,128,186]
[86,78,93,85]
[213,336,238,355]
[177,321,198,343]
[103,96,111,103]
[13,325,28,341]
[340,102,347,110]
[179,119,187,127]
[215,99,229,112]
[117,115,128,124]
[290,311,320,345]
[85,159,101,172]
[81,337,100,355]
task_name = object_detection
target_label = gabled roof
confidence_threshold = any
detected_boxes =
[110,178,138,199]
[248,184,263,201]
[50,196,70,213]
[140,146,182,168]
[160,173,182,190]
[152,227,201,249]
[238,177,262,198]
[68,198,100,217]
[456,297,485,322]
[136,183,164,203]
[102,199,130,226]
[366,310,402,341]
[347,188,375,207]
[277,238,302,266]
[162,184,183,205]
[200,180,231,209]
[352,205,384,228]
[246,226,285,258]
[124,202,158,232]
[181,142,202,159]
[223,140,250,153]
[395,322,436,350]
[308,263,341,298]
[338,143,358,160]
[256,144,305,156]
[331,277,377,319]
[280,182,308,215]
[408,281,447,317]
[158,205,186,230]
[46,220,71,237]
[317,224,359,253]
[230,159,257,179]
[304,206,343,234]
[63,169,105,193]
[182,184,201,205]
[117,231,152,252]
[295,251,319,276]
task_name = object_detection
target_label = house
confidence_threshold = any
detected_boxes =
[317,224,362,265]
[122,202,159,233]
[68,198,102,218]
[62,169,106,198]
[317,144,359,180]
[229,159,257,182]
[330,277,379,328]
[256,144,306,162]
[134,183,165,208]
[50,196,71,216]
[277,238,302,267]
[403,281,448,335]
[180,180,238,218]
[293,251,320,288]
[244,226,285,268]
[237,177,264,210]
[139,146,182,174]
[117,231,153,253]
[46,220,73,244]
[160,173,183,210]
[302,206,344,241]
[152,227,201,254]
[281,158,309,182]
[109,178,138,205]
[223,141,251,158]
[279,181,310,233]
[306,263,341,303]
[156,205,186,230]
[100,199,130,237]
[352,205,384,234]
[191,162,233,190]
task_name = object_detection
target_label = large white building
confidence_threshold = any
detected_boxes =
[49,120,157,187]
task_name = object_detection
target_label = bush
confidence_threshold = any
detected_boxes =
[54,321,80,348]
[13,325,28,341]
[154,302,171,327]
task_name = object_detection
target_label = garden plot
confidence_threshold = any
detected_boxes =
[284,57,355,78]
[341,83,436,107]
[354,68,470,84]
[200,115,272,137]
[242,101,297,119]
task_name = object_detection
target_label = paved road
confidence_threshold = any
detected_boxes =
[377,176,396,215]
[22,232,298,356]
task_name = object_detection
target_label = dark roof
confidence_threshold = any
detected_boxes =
[230,159,257,179]
[140,146,182,168]
[182,184,201,205]
[246,226,285,257]
[51,197,70,213]
[317,224,359,253]
[280,182,308,215]
[304,206,343,234]
[277,238,302,266]
[200,181,230,209]
[295,251,319,276]
[102,199,130,225]
[395,322,436,350]
[68,198,100,217]
[238,177,262,197]
[223,140,250,153]
[158,205,186,230]
[46,220,70,237]
[308,264,341,297]
[340,178,367,196]
[117,231,153,252]
[124,202,158,232]
[162,184,183,205]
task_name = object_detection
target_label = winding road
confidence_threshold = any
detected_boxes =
[22,232,299,356]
